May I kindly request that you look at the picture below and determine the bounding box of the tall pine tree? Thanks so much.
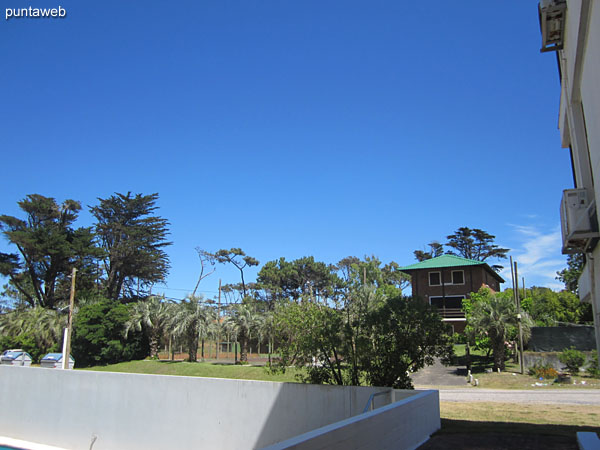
[0,194,100,308]
[91,192,171,301]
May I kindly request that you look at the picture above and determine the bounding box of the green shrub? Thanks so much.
[587,354,600,378]
[528,362,558,379]
[72,299,148,367]
[558,347,586,374]
[0,333,58,363]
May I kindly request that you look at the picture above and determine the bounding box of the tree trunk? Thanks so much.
[201,339,205,360]
[492,334,505,371]
[268,339,272,366]
[240,329,248,362]
[150,331,160,359]
[188,333,198,362]
[465,342,472,372]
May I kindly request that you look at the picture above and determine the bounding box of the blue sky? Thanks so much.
[1,1,573,300]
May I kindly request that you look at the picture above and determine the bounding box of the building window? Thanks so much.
[451,270,464,285]
[429,271,441,286]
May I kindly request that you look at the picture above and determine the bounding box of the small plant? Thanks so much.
[587,354,600,378]
[558,347,586,374]
[528,362,558,379]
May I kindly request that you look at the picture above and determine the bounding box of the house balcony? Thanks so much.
[434,307,465,319]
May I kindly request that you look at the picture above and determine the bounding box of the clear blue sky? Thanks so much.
[1,1,572,301]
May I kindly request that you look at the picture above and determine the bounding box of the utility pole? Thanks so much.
[514,261,524,375]
[62,268,77,370]
[216,279,221,361]
[510,256,516,295]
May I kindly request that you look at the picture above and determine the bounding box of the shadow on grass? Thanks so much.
[419,419,599,449]
[439,418,600,437]
[454,353,506,374]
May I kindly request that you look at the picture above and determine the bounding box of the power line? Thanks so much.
[160,286,219,294]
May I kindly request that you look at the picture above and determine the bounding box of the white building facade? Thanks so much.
[540,0,600,366]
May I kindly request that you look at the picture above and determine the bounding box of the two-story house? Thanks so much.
[398,254,504,333]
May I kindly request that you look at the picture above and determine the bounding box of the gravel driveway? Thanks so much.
[410,359,467,386]
[439,388,600,405]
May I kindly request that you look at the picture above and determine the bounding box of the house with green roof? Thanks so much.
[398,255,504,333]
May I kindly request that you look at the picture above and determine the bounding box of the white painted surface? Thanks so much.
[557,0,600,369]
[262,390,440,450]
[0,436,68,450]
[0,366,432,450]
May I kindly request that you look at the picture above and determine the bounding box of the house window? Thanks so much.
[451,270,464,285]
[429,271,441,286]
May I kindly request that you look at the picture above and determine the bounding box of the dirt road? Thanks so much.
[439,388,600,405]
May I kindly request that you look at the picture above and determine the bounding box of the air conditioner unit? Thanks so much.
[560,188,599,254]
[539,0,567,53]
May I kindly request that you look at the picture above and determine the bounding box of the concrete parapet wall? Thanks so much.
[262,390,440,450]
[0,366,432,450]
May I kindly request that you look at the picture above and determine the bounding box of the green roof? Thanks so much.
[398,255,504,282]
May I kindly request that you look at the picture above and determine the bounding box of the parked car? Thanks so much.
[40,353,75,369]
[1,349,33,366]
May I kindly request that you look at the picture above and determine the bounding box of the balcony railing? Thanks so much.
[435,307,465,319]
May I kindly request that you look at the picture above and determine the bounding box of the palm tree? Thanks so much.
[471,293,531,371]
[223,300,264,363]
[0,306,66,355]
[124,296,173,359]
[259,311,275,365]
[168,295,216,362]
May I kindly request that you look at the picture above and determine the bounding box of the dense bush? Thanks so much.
[558,347,586,374]
[587,354,600,378]
[272,291,454,389]
[527,362,558,380]
[72,299,148,367]
[0,333,58,363]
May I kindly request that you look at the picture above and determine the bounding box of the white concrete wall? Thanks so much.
[0,366,430,450]
[559,0,600,368]
[262,390,440,450]
[582,1,600,196]
[582,0,600,373]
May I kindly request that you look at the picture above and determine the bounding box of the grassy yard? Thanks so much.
[422,402,600,449]
[440,401,600,428]
[83,360,302,383]
[452,344,600,389]
[474,369,600,389]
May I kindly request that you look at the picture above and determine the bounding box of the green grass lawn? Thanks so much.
[474,369,600,389]
[434,402,600,449]
[441,401,600,428]
[451,344,600,389]
[83,360,302,383]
